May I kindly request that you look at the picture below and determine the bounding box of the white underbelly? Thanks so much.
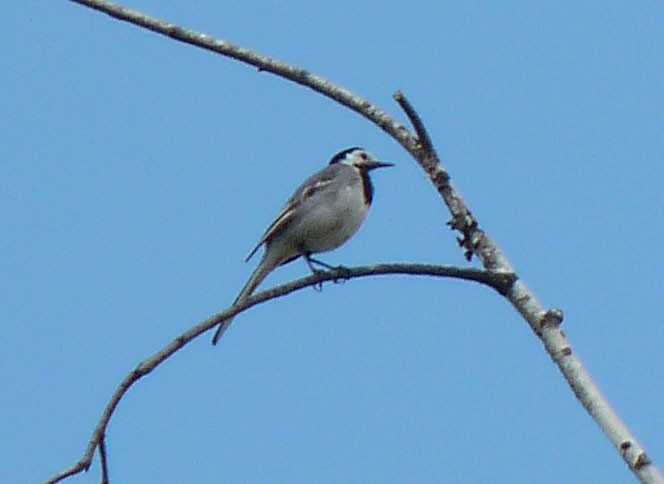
[289,183,368,254]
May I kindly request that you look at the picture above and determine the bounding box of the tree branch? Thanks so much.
[58,2,664,483]
[65,0,413,146]
[46,263,508,484]
[393,90,435,153]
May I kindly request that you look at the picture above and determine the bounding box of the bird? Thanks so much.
[211,147,393,345]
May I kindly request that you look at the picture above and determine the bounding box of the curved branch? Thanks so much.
[66,0,414,148]
[45,263,507,484]
[60,2,664,483]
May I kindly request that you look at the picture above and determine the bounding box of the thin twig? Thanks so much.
[99,435,109,484]
[393,91,481,261]
[393,91,434,153]
[45,263,508,484]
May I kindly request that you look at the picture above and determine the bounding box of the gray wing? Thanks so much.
[244,164,343,262]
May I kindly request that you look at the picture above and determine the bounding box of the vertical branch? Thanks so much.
[393,92,662,484]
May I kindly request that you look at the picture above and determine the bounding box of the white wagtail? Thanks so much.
[211,147,392,345]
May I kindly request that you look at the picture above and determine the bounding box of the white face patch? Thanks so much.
[343,149,376,168]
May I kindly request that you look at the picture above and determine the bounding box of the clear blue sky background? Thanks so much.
[2,2,663,483]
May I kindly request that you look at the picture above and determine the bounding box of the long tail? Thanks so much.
[211,253,279,345]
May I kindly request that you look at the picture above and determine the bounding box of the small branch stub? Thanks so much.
[540,308,564,328]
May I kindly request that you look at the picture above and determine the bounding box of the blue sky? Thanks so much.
[2,2,663,483]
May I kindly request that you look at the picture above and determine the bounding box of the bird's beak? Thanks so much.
[365,160,394,170]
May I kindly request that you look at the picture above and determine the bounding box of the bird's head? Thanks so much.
[329,147,394,171]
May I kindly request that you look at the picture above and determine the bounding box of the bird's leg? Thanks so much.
[307,256,337,271]
[307,256,351,283]
[303,254,325,291]
[304,254,326,274]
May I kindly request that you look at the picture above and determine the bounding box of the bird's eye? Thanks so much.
[359,152,368,160]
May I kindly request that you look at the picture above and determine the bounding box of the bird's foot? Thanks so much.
[331,265,351,283]
[305,256,350,288]
[308,257,349,279]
